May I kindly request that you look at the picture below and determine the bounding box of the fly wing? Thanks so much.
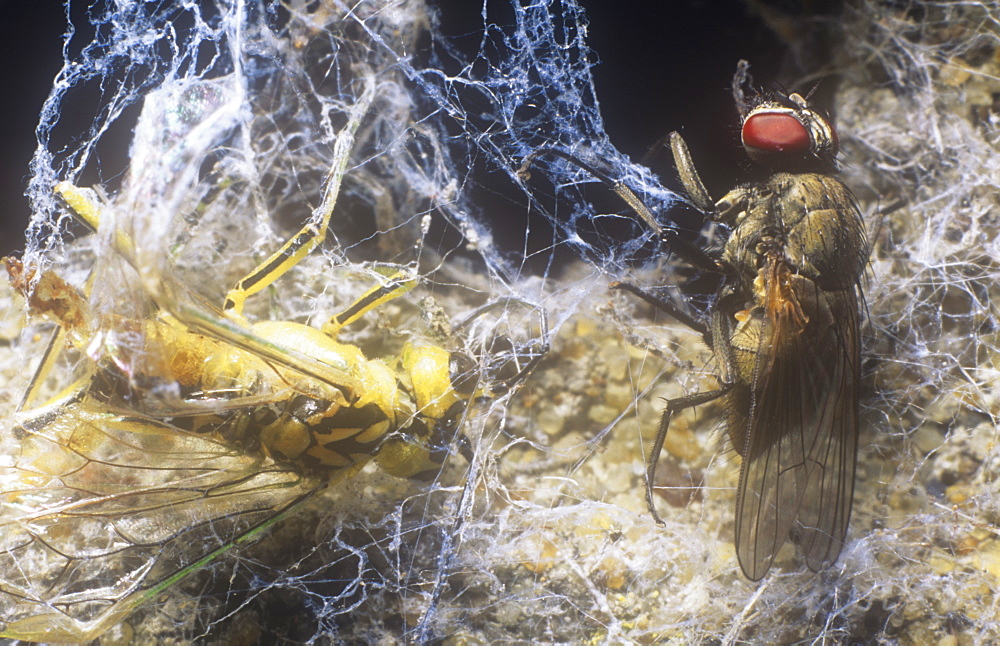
[734,270,860,580]
[0,390,330,642]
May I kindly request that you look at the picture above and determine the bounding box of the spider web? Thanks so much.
[1,0,1000,643]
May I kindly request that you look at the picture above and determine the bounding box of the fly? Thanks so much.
[520,60,867,579]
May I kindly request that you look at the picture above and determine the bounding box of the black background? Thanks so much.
[0,1,64,255]
[0,0,793,257]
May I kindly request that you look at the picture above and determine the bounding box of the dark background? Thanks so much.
[0,0,805,257]
[0,2,65,255]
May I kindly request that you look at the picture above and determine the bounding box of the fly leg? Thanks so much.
[645,384,729,525]
[609,281,711,346]
[609,279,730,524]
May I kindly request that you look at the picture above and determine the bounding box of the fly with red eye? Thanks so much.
[519,60,867,580]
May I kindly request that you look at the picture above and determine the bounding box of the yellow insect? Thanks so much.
[0,180,543,642]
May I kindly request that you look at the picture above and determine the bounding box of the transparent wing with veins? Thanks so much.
[734,271,860,580]
[0,389,328,642]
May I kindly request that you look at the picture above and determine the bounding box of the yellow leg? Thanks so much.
[321,269,418,337]
[222,80,375,317]
[54,182,136,262]
[221,217,330,315]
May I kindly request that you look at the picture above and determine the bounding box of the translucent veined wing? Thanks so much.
[0,387,331,642]
[733,266,860,581]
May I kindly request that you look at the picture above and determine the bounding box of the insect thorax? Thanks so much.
[720,172,866,291]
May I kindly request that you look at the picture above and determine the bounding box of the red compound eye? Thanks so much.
[742,112,810,154]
